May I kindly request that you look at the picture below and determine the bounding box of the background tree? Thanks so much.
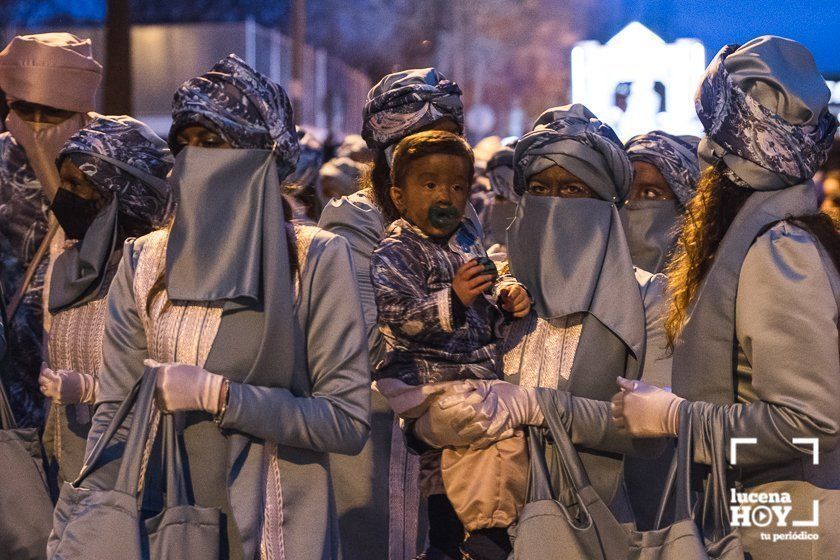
[104,0,131,114]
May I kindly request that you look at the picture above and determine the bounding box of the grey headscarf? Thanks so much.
[285,125,323,189]
[485,146,518,245]
[513,104,632,204]
[625,131,700,207]
[486,145,516,202]
[170,53,300,179]
[318,156,364,203]
[508,104,644,358]
[674,36,835,404]
[696,36,837,191]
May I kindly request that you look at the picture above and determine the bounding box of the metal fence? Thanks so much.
[2,21,371,138]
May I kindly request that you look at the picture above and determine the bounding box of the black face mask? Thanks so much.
[50,188,104,241]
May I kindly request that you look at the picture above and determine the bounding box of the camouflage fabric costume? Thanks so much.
[0,131,49,427]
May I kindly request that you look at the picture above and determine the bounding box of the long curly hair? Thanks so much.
[663,163,752,351]
[664,163,840,352]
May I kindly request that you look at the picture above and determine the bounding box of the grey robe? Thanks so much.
[319,191,397,560]
[87,227,371,560]
[682,222,840,556]
[683,222,840,473]
[318,190,386,365]
[508,270,670,522]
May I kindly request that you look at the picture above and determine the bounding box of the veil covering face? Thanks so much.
[509,103,645,359]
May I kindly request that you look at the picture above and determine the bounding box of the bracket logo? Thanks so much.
[728,438,820,542]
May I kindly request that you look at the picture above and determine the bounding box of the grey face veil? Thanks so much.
[165,54,300,390]
[620,131,701,273]
[507,103,645,359]
[165,148,283,304]
[618,200,679,274]
[673,36,838,404]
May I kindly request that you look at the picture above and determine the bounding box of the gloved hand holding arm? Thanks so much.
[610,377,684,438]
[440,379,666,457]
[39,362,97,405]
[144,359,226,415]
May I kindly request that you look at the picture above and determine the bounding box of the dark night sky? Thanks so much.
[598,0,840,76]
[8,0,840,75]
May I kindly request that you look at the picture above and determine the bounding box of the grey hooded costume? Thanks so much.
[671,36,840,557]
[85,56,370,560]
[502,104,670,523]
[43,115,172,486]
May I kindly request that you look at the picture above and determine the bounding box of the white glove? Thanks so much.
[144,359,225,414]
[437,380,545,448]
[611,377,684,437]
[39,363,96,405]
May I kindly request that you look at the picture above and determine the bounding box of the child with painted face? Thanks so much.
[371,130,531,560]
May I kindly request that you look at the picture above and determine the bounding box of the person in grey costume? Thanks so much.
[620,130,700,274]
[83,54,370,560]
[436,104,671,536]
[613,36,840,558]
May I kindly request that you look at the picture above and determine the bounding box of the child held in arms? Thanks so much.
[371,130,534,560]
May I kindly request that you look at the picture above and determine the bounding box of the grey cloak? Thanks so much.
[86,224,371,560]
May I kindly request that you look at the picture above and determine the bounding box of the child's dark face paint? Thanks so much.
[391,153,471,239]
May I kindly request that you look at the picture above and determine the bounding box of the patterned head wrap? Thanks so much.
[170,53,299,179]
[626,131,700,207]
[513,104,632,203]
[50,115,173,314]
[696,36,837,191]
[362,67,464,150]
[486,145,516,202]
[58,115,173,227]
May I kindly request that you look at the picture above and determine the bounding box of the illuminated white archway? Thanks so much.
[571,22,705,140]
